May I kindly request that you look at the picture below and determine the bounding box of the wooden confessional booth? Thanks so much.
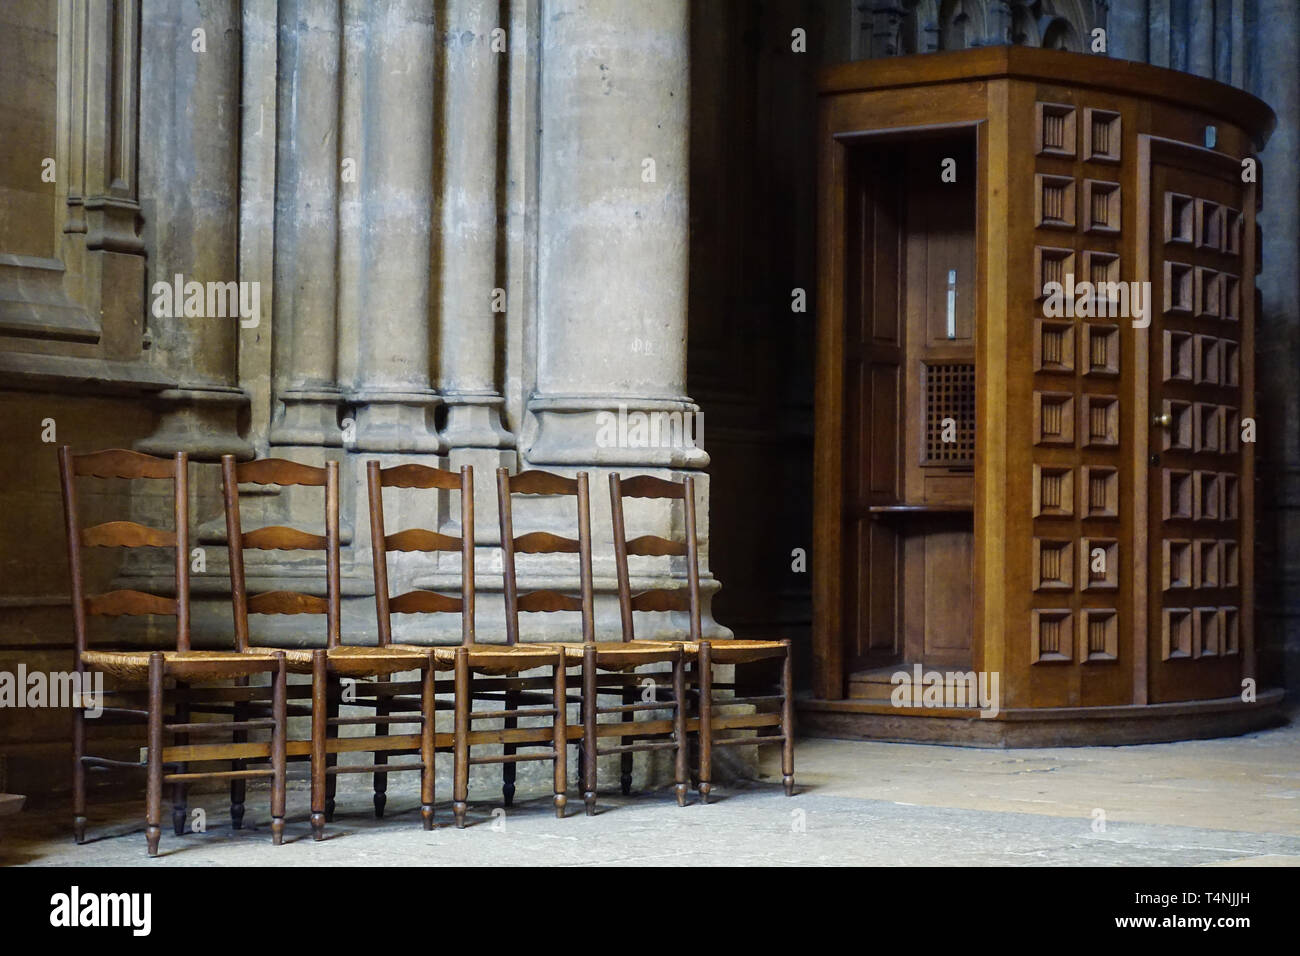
[806,47,1284,745]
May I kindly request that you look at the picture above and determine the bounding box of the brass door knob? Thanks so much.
[1152,412,1172,427]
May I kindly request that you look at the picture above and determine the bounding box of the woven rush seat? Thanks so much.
[675,639,788,664]
[237,644,430,676]
[81,648,283,683]
[567,639,688,671]
[428,641,567,675]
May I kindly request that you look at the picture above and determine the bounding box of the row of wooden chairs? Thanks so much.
[59,447,794,855]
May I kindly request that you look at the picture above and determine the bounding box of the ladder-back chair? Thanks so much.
[366,460,479,829]
[370,462,569,828]
[59,446,288,856]
[222,455,435,840]
[609,472,794,802]
[559,474,691,813]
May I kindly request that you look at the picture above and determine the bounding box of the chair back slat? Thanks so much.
[516,590,586,613]
[58,446,191,657]
[72,448,176,480]
[378,463,462,490]
[85,589,178,617]
[629,589,692,614]
[242,526,329,551]
[81,520,176,549]
[388,590,464,615]
[609,472,702,643]
[498,467,594,645]
[618,474,687,500]
[624,534,687,557]
[246,591,329,616]
[222,455,341,651]
[367,460,475,646]
[384,529,462,553]
[510,470,581,496]
[235,457,328,487]
[512,531,581,554]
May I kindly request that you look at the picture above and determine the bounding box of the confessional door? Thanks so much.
[843,130,977,678]
[1144,136,1254,703]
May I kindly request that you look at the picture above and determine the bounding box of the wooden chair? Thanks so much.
[367,461,568,826]
[496,471,695,813]
[364,460,475,829]
[59,446,288,856]
[609,472,794,802]
[221,455,437,840]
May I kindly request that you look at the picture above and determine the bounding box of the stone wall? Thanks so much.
[0,0,729,797]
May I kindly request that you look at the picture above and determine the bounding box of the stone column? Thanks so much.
[1253,0,1300,688]
[437,0,513,539]
[269,0,343,448]
[1186,0,1215,79]
[523,0,726,652]
[1107,0,1148,62]
[528,0,706,470]
[136,0,253,459]
[350,0,441,453]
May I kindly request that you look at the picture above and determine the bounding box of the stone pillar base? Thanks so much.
[350,389,443,453]
[441,392,512,448]
[448,446,517,546]
[135,384,254,460]
[525,396,709,468]
[270,388,344,447]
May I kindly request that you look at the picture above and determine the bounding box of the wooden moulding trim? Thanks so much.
[799,685,1284,720]
[811,114,847,700]
[816,47,1276,148]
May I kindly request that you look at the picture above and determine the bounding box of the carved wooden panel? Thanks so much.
[1028,97,1131,690]
[1145,138,1253,702]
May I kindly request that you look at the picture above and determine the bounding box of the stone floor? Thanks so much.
[3,716,1298,866]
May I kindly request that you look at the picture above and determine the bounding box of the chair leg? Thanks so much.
[697,641,713,805]
[231,674,248,830]
[325,674,340,822]
[420,660,435,830]
[452,648,469,828]
[552,656,567,819]
[271,654,287,844]
[502,687,517,807]
[374,679,389,818]
[72,701,86,844]
[145,653,164,857]
[780,640,795,796]
[171,681,188,836]
[582,645,597,815]
[575,696,586,792]
[672,651,688,807]
[619,682,634,795]
[310,650,328,841]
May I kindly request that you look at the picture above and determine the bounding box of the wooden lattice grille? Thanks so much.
[923,361,976,465]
